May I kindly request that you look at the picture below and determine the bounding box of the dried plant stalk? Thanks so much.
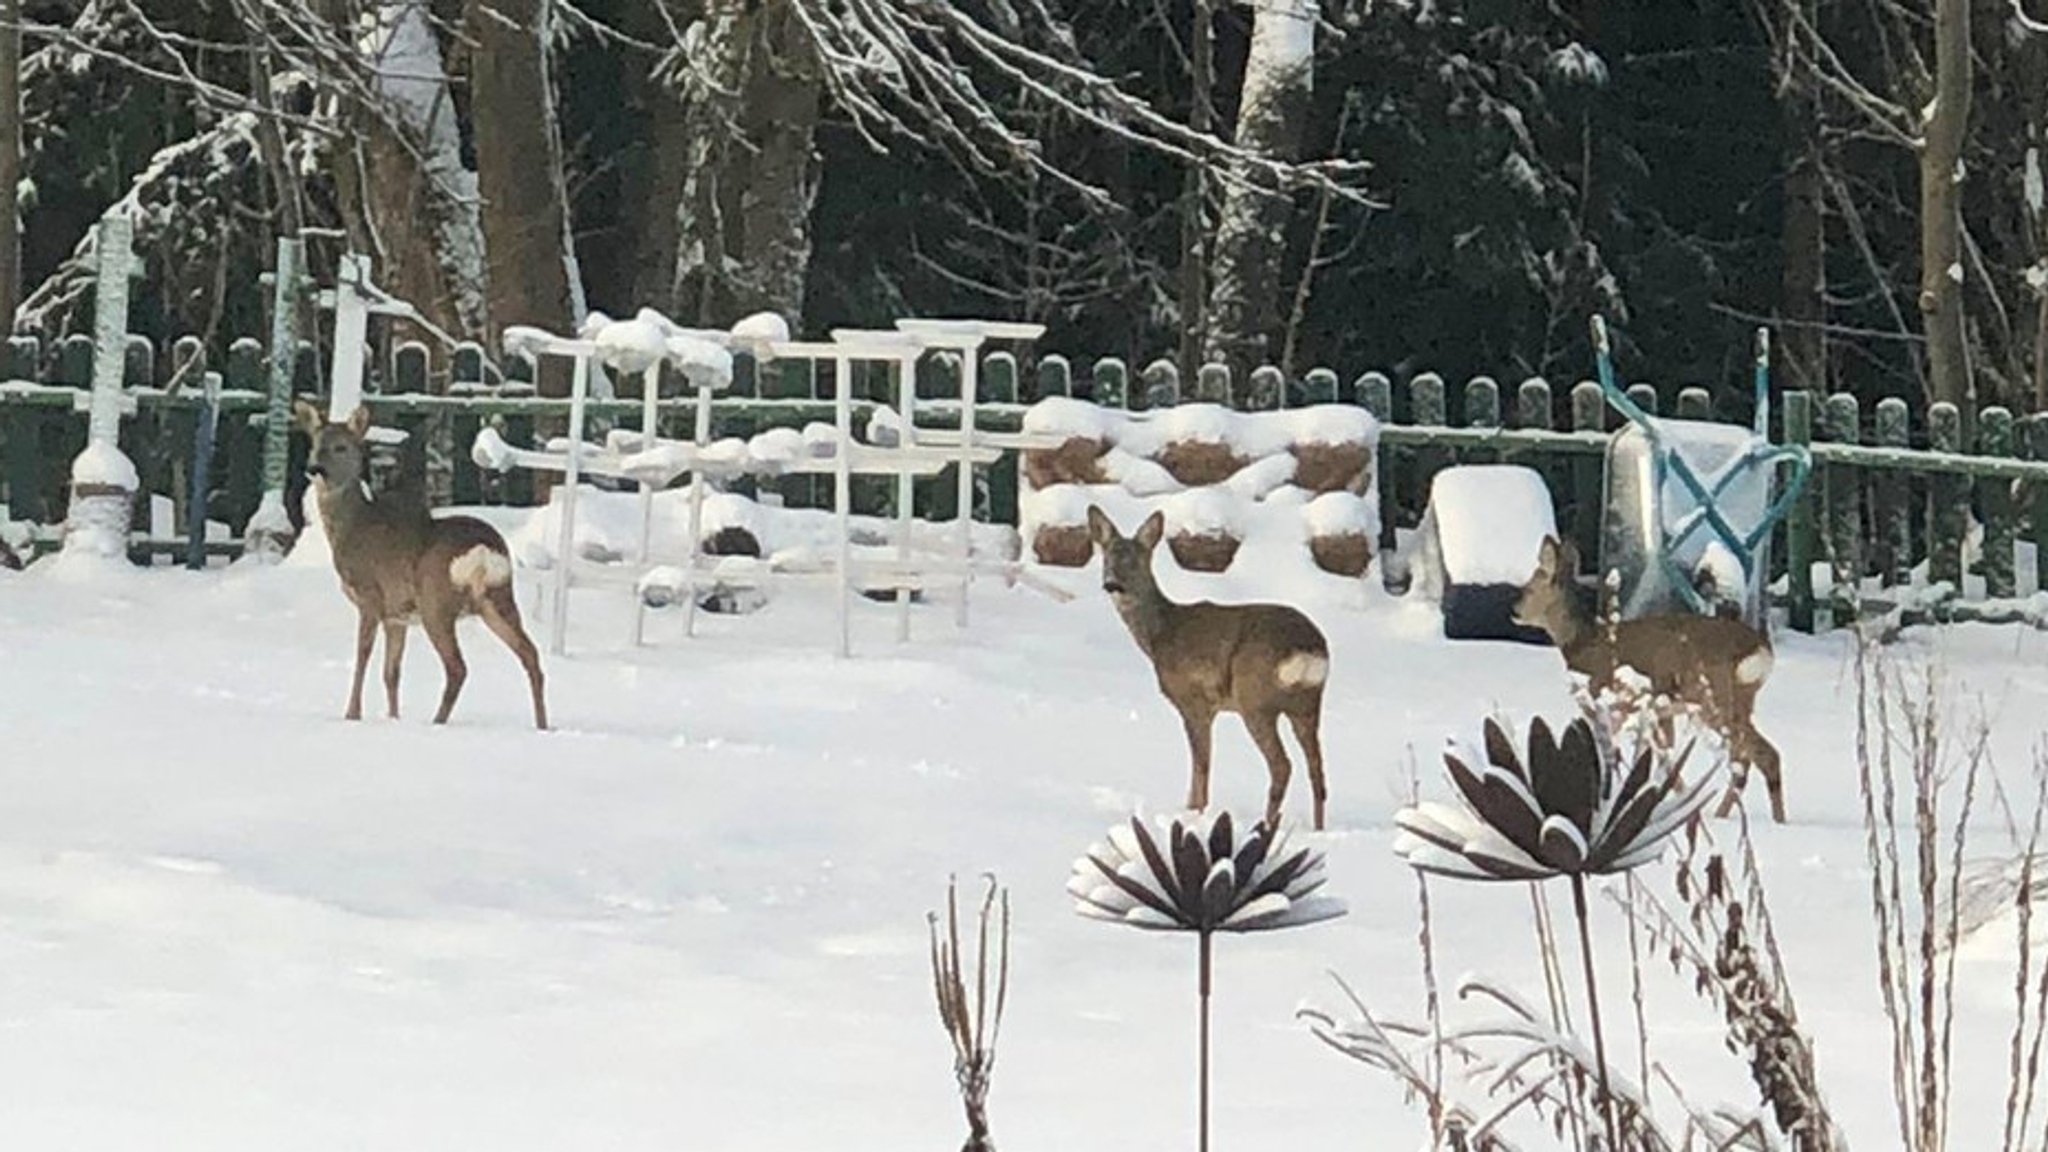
[930,874,1010,1152]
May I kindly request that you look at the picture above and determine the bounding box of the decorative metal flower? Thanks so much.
[1395,714,1721,881]
[1069,810,1346,933]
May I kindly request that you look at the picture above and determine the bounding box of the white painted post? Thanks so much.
[681,376,714,640]
[548,351,591,655]
[326,253,372,420]
[895,348,917,643]
[61,210,141,563]
[954,344,981,628]
[835,352,854,659]
[246,235,305,561]
[631,362,661,647]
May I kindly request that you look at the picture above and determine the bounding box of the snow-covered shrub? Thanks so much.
[1161,488,1245,573]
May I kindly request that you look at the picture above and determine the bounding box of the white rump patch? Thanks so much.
[1736,646,1774,686]
[1276,653,1329,689]
[449,546,512,595]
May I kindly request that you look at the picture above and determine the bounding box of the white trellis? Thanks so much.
[472,314,1066,658]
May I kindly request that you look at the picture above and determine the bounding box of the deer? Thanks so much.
[1513,534,1784,823]
[1087,506,1332,831]
[298,402,549,730]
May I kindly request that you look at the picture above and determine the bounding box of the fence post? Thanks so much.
[1571,381,1605,576]
[1093,357,1128,410]
[3,335,42,522]
[1140,359,1179,410]
[1820,392,1862,624]
[1676,387,1711,422]
[450,341,488,506]
[1625,382,1659,421]
[1303,367,1338,405]
[1978,406,2017,599]
[1244,365,1283,411]
[1196,362,1231,406]
[1927,402,1965,594]
[983,351,1020,528]
[1874,397,1911,586]
[1033,354,1072,402]
[1464,376,1500,428]
[2030,415,2048,597]
[1784,390,1816,633]
[186,371,222,570]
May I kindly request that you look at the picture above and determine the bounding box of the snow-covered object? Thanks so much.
[1096,450,1180,497]
[666,336,734,389]
[1069,811,1345,933]
[1395,713,1720,881]
[1022,397,1116,441]
[1304,491,1375,538]
[593,316,670,375]
[284,485,334,570]
[1222,453,1297,501]
[1022,483,1096,529]
[1163,488,1245,539]
[70,442,138,491]
[1285,406,1379,448]
[1602,418,1785,623]
[728,311,790,348]
[502,325,562,361]
[1427,466,1554,586]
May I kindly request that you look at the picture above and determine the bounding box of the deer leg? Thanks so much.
[382,622,407,719]
[1285,702,1327,831]
[1178,704,1216,814]
[1243,708,1295,832]
[480,587,549,731]
[422,612,468,725]
[1749,726,1786,824]
[345,609,377,721]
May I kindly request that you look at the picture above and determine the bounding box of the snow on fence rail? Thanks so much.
[2,330,2046,634]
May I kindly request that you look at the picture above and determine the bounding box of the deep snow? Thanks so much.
[3,517,2048,1150]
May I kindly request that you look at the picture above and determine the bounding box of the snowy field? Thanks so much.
[3,524,2048,1150]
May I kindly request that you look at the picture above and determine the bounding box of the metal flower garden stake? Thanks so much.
[1070,811,1345,1152]
[1394,714,1721,1150]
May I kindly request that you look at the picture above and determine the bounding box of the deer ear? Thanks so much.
[1558,536,1581,575]
[293,400,324,436]
[345,405,371,438]
[1135,510,1166,551]
[1086,505,1116,547]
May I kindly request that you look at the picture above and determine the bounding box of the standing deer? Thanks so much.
[1087,507,1331,830]
[1513,534,1783,822]
[299,403,549,730]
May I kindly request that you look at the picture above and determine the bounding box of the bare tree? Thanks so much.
[1204,0,1316,385]
[465,0,580,344]
[1919,0,1971,412]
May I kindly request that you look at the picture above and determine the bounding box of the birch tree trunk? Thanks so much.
[465,0,579,353]
[1203,0,1313,389]
[0,0,20,335]
[1919,0,1971,412]
[1177,0,1215,382]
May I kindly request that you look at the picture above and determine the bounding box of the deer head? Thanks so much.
[1512,534,1583,636]
[297,402,372,493]
[1087,507,1165,601]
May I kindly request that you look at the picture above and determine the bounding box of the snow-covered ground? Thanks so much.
[3,517,2047,1150]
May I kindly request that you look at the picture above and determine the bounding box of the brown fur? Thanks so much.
[1089,506,1332,830]
[1513,534,1784,823]
[298,402,548,730]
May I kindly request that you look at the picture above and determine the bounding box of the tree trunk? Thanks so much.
[669,0,821,329]
[1779,12,1826,395]
[1204,0,1313,389]
[465,0,579,354]
[0,0,20,336]
[339,0,487,340]
[1177,0,1215,382]
[1919,0,1972,413]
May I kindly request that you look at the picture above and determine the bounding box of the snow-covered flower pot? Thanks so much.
[1304,492,1377,578]
[1022,484,1098,568]
[1286,407,1380,495]
[1163,489,1243,573]
[1021,398,1111,489]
